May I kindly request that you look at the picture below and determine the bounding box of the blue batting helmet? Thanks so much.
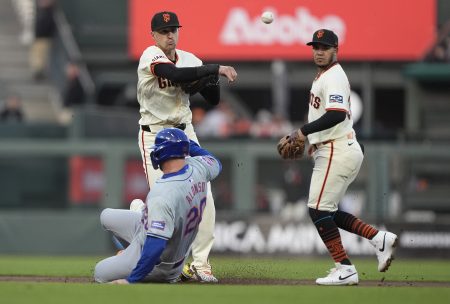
[150,128,190,169]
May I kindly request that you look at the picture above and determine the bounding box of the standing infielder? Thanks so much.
[283,29,398,286]
[94,128,222,284]
[136,11,237,283]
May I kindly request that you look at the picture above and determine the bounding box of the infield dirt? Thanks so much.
[1,276,449,287]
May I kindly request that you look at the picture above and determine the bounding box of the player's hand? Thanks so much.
[219,65,237,83]
[290,129,306,142]
[109,279,130,284]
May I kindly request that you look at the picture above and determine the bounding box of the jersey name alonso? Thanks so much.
[307,63,354,145]
[137,46,202,126]
[142,155,221,266]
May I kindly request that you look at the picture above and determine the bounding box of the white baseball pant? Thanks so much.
[138,123,216,272]
[307,134,364,212]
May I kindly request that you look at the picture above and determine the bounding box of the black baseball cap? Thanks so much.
[151,11,182,31]
[306,29,338,47]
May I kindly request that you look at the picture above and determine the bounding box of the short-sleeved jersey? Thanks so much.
[137,46,203,126]
[307,63,354,144]
[142,155,220,269]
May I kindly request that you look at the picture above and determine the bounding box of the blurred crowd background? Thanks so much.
[1,1,450,255]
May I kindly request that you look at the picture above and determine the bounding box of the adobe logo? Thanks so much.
[220,7,346,46]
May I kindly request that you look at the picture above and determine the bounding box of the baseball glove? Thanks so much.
[277,130,306,160]
[181,74,219,95]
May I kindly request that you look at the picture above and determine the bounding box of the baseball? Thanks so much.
[261,11,274,24]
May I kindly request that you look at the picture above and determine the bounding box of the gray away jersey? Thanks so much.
[141,155,220,277]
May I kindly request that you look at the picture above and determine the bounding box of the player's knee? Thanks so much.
[100,208,114,228]
[94,262,108,283]
[308,207,332,222]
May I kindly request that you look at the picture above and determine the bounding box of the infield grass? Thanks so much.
[1,256,449,304]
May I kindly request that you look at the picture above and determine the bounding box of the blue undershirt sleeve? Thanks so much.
[126,236,167,283]
[189,140,222,173]
[189,140,212,157]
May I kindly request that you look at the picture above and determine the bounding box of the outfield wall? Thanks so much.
[1,211,449,258]
[1,139,450,218]
[1,139,450,256]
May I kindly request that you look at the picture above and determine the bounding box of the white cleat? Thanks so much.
[190,264,219,283]
[129,199,145,212]
[316,263,359,286]
[370,231,398,272]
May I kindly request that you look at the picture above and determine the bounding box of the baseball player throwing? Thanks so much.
[94,128,222,284]
[282,29,398,286]
[136,11,237,283]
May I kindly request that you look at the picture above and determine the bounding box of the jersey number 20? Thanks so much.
[184,197,207,236]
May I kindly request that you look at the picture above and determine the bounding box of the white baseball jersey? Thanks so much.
[137,46,202,126]
[305,62,363,212]
[307,62,354,145]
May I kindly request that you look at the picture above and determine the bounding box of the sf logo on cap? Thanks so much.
[317,30,324,38]
[163,13,170,23]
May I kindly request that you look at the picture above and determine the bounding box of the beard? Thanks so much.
[315,60,336,69]
[315,58,333,68]
[314,52,336,68]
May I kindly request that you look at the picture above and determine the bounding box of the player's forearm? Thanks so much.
[189,140,216,158]
[126,236,167,283]
[189,140,223,173]
[300,110,346,136]
[153,63,219,83]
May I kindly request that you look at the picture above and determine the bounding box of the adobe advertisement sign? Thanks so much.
[129,0,435,61]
